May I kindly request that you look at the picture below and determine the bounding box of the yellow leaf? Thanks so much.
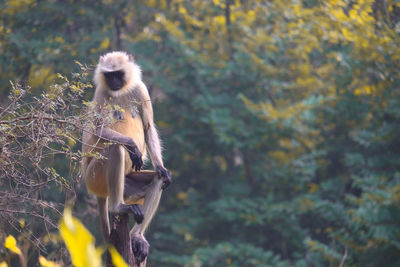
[39,256,60,267]
[0,261,8,267]
[184,232,193,241]
[54,36,65,44]
[354,85,372,95]
[109,246,129,267]
[5,235,21,255]
[59,208,103,267]
[19,219,25,229]
[68,136,76,146]
[342,28,354,41]
[247,10,255,19]
[308,183,319,193]
[178,5,187,14]
[299,198,315,211]
[177,192,188,201]
[349,9,357,20]
[99,38,110,50]
[28,65,57,89]
[213,0,222,6]
[268,150,291,164]
[214,15,225,25]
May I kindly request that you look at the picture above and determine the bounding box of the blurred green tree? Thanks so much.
[1,0,400,266]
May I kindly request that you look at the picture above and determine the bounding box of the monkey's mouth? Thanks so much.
[109,84,124,91]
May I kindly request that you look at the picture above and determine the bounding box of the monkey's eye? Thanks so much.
[104,71,124,80]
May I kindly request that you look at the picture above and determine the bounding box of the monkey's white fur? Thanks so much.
[94,51,142,98]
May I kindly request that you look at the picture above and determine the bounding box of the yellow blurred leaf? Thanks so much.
[247,10,255,19]
[19,219,25,229]
[214,15,225,25]
[99,38,110,50]
[308,183,319,193]
[4,0,35,15]
[39,256,60,267]
[5,235,21,255]
[59,208,103,267]
[354,85,373,95]
[184,232,193,241]
[342,27,354,41]
[0,261,8,267]
[213,0,223,6]
[109,246,129,267]
[177,191,188,202]
[54,36,65,44]
[268,150,291,164]
[178,5,187,14]
[68,136,76,146]
[299,198,315,211]
[28,65,57,89]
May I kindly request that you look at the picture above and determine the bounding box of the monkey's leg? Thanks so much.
[130,178,163,263]
[97,197,110,243]
[106,144,144,223]
[85,159,112,243]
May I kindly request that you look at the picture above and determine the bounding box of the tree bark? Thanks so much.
[108,214,135,266]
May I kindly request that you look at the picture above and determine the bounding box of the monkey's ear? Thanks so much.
[99,56,104,63]
[128,54,134,62]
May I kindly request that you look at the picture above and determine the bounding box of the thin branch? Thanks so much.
[339,246,348,267]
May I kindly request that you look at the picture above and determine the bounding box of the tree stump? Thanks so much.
[109,213,135,266]
[107,170,157,267]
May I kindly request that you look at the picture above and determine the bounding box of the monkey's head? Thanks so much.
[94,51,142,96]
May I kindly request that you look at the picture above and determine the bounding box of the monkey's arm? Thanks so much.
[141,101,163,168]
[95,126,132,145]
[95,125,143,171]
[139,85,172,188]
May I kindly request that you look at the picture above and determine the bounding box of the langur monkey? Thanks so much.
[82,51,171,263]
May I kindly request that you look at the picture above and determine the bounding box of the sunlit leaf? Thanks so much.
[4,235,21,255]
[59,208,103,267]
[109,246,129,267]
[39,256,60,267]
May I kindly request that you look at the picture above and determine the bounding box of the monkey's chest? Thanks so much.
[113,106,138,121]
[110,109,145,151]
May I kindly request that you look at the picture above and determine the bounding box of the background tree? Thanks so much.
[1,0,400,266]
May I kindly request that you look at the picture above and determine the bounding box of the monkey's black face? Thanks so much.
[104,71,125,91]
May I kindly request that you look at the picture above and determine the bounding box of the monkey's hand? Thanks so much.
[126,140,143,171]
[156,166,172,190]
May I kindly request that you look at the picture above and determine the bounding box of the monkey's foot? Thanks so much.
[132,235,149,264]
[112,204,144,224]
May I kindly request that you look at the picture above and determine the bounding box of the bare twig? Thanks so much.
[339,246,348,267]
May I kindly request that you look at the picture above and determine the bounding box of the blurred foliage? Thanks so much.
[3,209,129,267]
[1,0,400,266]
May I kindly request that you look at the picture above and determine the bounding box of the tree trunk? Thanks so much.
[108,213,135,266]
